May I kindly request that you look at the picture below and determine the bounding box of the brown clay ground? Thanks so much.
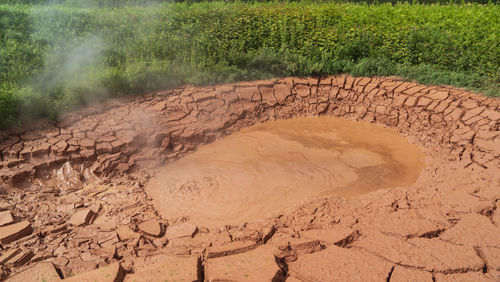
[0,75,499,281]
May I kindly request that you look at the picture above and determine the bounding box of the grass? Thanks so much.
[0,2,498,128]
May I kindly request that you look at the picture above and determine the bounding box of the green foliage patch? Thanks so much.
[0,2,498,128]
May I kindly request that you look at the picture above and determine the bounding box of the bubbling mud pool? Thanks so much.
[146,117,426,227]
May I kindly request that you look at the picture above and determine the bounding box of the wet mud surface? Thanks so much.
[0,75,499,281]
[147,117,425,227]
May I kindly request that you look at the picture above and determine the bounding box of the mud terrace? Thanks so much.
[0,75,499,281]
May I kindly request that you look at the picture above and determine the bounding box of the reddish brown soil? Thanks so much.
[0,75,499,281]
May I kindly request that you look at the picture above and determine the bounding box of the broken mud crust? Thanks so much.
[0,75,499,281]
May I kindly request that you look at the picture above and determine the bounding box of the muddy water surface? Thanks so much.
[147,117,425,227]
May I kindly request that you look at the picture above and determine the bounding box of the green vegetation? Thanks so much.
[0,2,498,128]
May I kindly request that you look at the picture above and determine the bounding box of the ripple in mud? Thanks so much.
[146,117,425,227]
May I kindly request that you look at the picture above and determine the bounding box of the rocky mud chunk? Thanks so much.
[273,84,291,104]
[125,255,200,282]
[343,76,355,90]
[430,189,494,215]
[0,221,33,245]
[150,101,167,111]
[462,107,485,122]
[261,87,277,106]
[116,226,140,242]
[353,232,484,272]
[64,263,126,282]
[440,214,500,247]
[417,97,432,107]
[31,143,51,158]
[481,108,500,120]
[356,209,449,238]
[0,201,12,211]
[7,262,61,282]
[295,85,310,98]
[0,210,14,226]
[68,209,95,227]
[96,230,119,247]
[165,222,197,240]
[8,250,34,267]
[0,249,21,264]
[389,266,433,282]
[137,219,162,237]
[288,245,392,281]
[426,90,449,100]
[205,246,283,281]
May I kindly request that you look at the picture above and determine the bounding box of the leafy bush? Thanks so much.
[0,2,498,128]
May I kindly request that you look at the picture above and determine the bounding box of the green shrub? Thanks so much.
[0,2,498,128]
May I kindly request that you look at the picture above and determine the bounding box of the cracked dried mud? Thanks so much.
[0,75,499,281]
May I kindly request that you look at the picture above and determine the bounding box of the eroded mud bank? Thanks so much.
[0,76,498,186]
[0,75,499,281]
